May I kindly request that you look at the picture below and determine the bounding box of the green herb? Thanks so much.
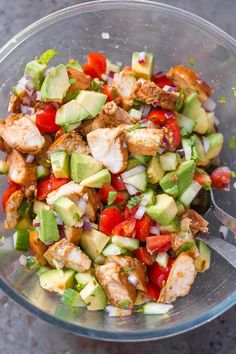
[232,87,236,98]
[175,88,186,111]
[26,256,39,269]
[125,123,147,132]
[127,195,142,209]
[17,200,30,217]
[118,300,131,309]
[231,171,236,177]
[229,136,235,149]
[107,191,117,205]
[111,87,119,100]
[177,241,195,254]
[90,80,101,92]
[123,267,135,274]
[64,89,80,103]
[217,96,227,104]
[189,57,196,68]
[132,99,144,108]
[69,78,76,85]
[37,49,60,65]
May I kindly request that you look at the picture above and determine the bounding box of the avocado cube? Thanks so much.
[79,278,107,311]
[80,229,110,260]
[159,217,180,233]
[39,269,75,294]
[160,152,178,171]
[132,52,154,80]
[80,169,111,188]
[194,240,211,272]
[38,209,59,244]
[24,60,47,90]
[41,64,70,102]
[54,196,82,227]
[205,133,224,160]
[122,171,147,192]
[76,90,107,118]
[71,153,103,182]
[55,99,91,126]
[182,93,201,120]
[146,194,177,225]
[75,270,94,291]
[51,151,70,178]
[61,288,86,307]
[67,59,83,72]
[147,156,164,184]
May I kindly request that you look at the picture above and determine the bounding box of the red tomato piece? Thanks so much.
[148,260,173,288]
[135,214,151,242]
[147,109,176,126]
[144,282,161,301]
[2,183,20,210]
[111,174,127,191]
[37,174,70,201]
[210,166,231,190]
[83,53,106,79]
[36,103,60,133]
[146,234,172,253]
[194,171,212,188]
[99,208,124,235]
[102,85,119,102]
[99,185,127,204]
[135,247,154,266]
[157,242,172,252]
[163,121,181,150]
[124,205,138,220]
[83,63,99,78]
[152,72,173,89]
[112,219,136,237]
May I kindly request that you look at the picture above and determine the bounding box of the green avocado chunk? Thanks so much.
[147,156,165,184]
[80,169,111,188]
[41,64,70,102]
[146,194,178,225]
[80,229,110,260]
[159,160,196,197]
[39,269,75,294]
[194,240,211,272]
[132,52,154,80]
[51,151,70,178]
[70,153,103,182]
[76,90,107,118]
[38,209,59,244]
[56,98,90,125]
[24,60,47,90]
[54,196,82,227]
[79,278,107,311]
[205,133,224,160]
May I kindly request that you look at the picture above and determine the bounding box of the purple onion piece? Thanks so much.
[83,216,91,231]
[176,149,185,158]
[58,225,65,239]
[202,98,216,112]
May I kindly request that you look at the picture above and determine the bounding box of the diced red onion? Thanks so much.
[101,73,108,81]
[162,85,177,92]
[108,71,115,79]
[76,198,87,215]
[150,225,160,235]
[21,105,30,114]
[33,222,40,228]
[107,77,113,86]
[26,80,35,91]
[202,98,216,112]
[18,75,31,90]
[19,254,27,266]
[221,183,230,191]
[152,101,159,107]
[140,199,148,207]
[128,274,139,286]
[202,137,210,154]
[83,216,91,231]
[138,52,147,64]
[58,225,65,239]
[121,165,146,179]
[219,225,228,240]
[36,91,42,100]
[176,149,185,158]
[56,216,64,225]
[125,183,139,195]
[134,206,146,220]
[140,118,147,124]
[139,104,151,118]
[157,147,165,154]
[44,67,53,77]
[26,154,35,163]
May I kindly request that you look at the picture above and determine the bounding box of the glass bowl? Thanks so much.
[0,0,236,342]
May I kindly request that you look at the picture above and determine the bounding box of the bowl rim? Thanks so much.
[0,0,236,342]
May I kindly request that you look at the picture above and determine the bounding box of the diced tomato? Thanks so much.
[146,234,172,253]
[152,72,173,89]
[112,219,136,237]
[37,174,70,201]
[83,53,106,79]
[111,174,126,191]
[2,183,21,210]
[124,205,138,220]
[135,214,151,242]
[102,85,119,101]
[147,109,176,126]
[99,184,127,204]
[148,260,174,288]
[157,242,172,252]
[163,121,181,150]
[36,103,60,133]
[194,171,212,189]
[99,208,124,235]
[135,247,154,265]
[144,282,161,301]
[210,166,231,190]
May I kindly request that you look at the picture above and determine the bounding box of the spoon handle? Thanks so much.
[210,190,236,236]
[196,234,236,269]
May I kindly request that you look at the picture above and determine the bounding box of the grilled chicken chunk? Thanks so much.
[105,255,147,292]
[82,188,101,222]
[48,132,90,156]
[29,230,48,265]
[95,263,136,309]
[182,209,208,236]
[63,225,83,244]
[159,253,196,303]
[125,128,163,156]
[87,126,128,173]
[8,94,22,114]
[35,134,53,168]
[167,65,213,102]
[5,190,24,229]
[67,68,92,91]
[131,78,182,111]
[79,101,135,136]
[44,238,91,272]
[0,115,45,154]
[46,181,86,206]
[7,149,36,187]
[112,72,137,109]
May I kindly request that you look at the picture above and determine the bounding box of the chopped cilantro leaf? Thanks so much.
[132,99,144,108]
[217,96,227,104]
[69,78,76,85]
[189,57,196,68]
[125,123,147,132]
[231,171,236,178]
[176,88,186,111]
[90,80,101,92]
[64,89,80,103]
[127,195,142,208]
[232,87,236,98]
[229,136,235,149]
[107,191,117,205]
[37,49,60,65]
[123,267,135,274]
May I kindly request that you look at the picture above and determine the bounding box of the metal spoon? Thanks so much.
[196,189,236,269]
